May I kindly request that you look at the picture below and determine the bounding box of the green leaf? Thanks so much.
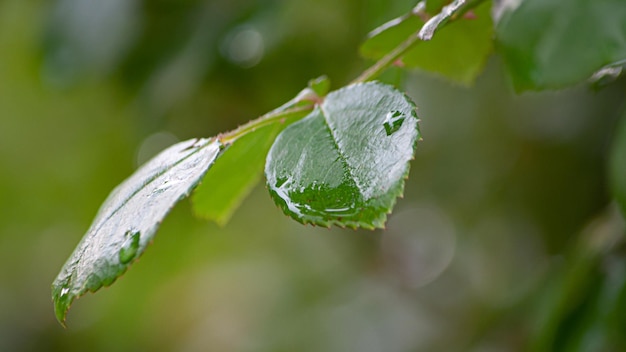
[192,80,327,226]
[496,0,626,91]
[265,82,420,229]
[52,138,222,325]
[360,1,493,85]
[192,120,299,226]
[610,114,626,218]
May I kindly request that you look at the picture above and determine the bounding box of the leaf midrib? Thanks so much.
[90,138,219,244]
[319,105,366,197]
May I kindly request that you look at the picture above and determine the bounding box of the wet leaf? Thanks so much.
[496,0,626,91]
[360,0,493,85]
[52,138,222,325]
[265,82,420,229]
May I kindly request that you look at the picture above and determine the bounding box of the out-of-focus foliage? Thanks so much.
[1,0,626,351]
[611,113,626,218]
[496,0,626,91]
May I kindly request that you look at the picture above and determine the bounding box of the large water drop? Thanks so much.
[119,230,140,264]
[383,110,406,136]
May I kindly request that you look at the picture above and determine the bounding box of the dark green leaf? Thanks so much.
[360,1,493,85]
[265,82,420,229]
[610,114,626,218]
[496,0,626,91]
[52,138,222,325]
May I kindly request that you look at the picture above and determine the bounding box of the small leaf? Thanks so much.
[360,1,493,85]
[610,114,626,218]
[52,138,222,325]
[192,120,300,226]
[265,82,420,229]
[496,0,626,91]
[192,83,323,225]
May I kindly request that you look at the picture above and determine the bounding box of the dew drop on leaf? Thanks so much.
[119,230,140,264]
[383,110,406,136]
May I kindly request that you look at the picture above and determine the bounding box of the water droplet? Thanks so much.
[383,110,406,136]
[119,230,140,264]
[60,287,69,296]
[275,177,288,188]
[151,180,171,195]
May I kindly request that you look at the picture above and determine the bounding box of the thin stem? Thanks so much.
[219,104,315,145]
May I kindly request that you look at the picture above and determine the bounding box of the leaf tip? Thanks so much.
[52,284,73,327]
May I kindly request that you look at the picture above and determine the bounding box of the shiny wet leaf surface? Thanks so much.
[52,138,221,325]
[265,82,420,229]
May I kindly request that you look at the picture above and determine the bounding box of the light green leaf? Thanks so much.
[496,0,626,91]
[360,1,493,85]
[52,138,222,325]
[265,82,420,229]
[610,114,626,218]
[192,79,328,226]
[192,120,299,226]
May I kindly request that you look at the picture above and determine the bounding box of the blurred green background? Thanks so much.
[1,0,625,351]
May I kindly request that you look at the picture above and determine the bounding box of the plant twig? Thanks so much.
[352,0,486,84]
[219,104,315,145]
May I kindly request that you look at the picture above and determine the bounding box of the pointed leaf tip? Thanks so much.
[52,138,222,324]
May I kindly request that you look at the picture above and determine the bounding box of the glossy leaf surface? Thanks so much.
[52,138,222,324]
[265,82,420,229]
[496,0,626,91]
[611,115,626,218]
[360,1,493,85]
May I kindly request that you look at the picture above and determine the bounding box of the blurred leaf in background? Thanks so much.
[611,112,626,218]
[360,0,493,85]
